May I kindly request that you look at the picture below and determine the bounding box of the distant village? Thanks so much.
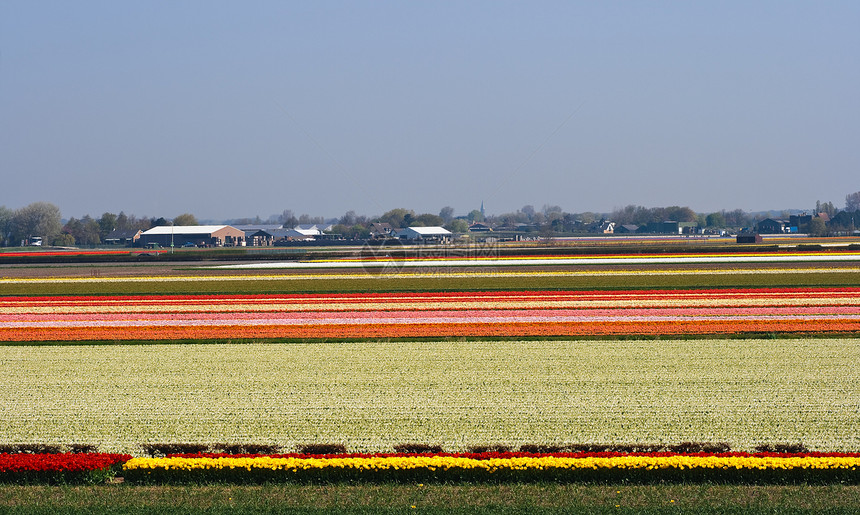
[125,223,459,249]
[123,211,855,249]
[3,195,859,248]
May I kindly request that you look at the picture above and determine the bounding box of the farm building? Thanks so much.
[294,224,334,234]
[615,224,639,234]
[138,225,246,248]
[104,229,142,246]
[368,223,394,238]
[395,226,453,242]
[469,222,493,232]
[755,218,790,234]
[236,225,284,246]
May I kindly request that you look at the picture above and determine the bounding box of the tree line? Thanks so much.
[2,191,859,247]
[0,203,199,247]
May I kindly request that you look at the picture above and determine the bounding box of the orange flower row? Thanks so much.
[2,319,859,342]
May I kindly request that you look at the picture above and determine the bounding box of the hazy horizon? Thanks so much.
[2,1,858,221]
[46,203,839,226]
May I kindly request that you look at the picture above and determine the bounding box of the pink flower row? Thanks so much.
[4,312,860,328]
[3,306,859,323]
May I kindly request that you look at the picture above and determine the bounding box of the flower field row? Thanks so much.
[226,250,860,269]
[0,453,130,484]
[3,340,857,453]
[4,319,860,341]
[121,454,860,483]
[4,287,860,310]
[3,452,860,484]
[1,288,858,341]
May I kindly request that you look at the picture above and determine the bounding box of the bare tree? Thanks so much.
[339,210,357,226]
[172,213,198,226]
[439,206,454,223]
[13,202,62,245]
[846,191,860,212]
[815,200,838,218]
[0,206,13,246]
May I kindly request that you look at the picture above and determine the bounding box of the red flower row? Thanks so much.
[4,287,860,305]
[0,453,132,473]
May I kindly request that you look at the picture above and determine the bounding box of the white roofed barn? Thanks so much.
[139,225,246,248]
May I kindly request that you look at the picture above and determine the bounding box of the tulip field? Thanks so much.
[1,246,860,492]
[2,287,860,342]
[2,338,859,454]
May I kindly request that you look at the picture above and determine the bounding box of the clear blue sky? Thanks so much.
[2,1,858,221]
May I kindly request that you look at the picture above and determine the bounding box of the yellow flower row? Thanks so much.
[124,455,860,473]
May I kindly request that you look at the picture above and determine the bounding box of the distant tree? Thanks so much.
[611,205,651,225]
[61,218,81,245]
[542,205,562,217]
[339,211,357,226]
[545,210,564,223]
[61,216,100,245]
[447,219,470,233]
[327,223,349,236]
[172,213,198,226]
[351,224,370,239]
[723,209,752,229]
[279,209,298,227]
[439,206,454,223]
[98,212,117,240]
[705,212,726,228]
[846,191,860,213]
[807,216,828,236]
[229,217,261,225]
[80,215,101,245]
[327,223,370,239]
[297,214,325,225]
[52,232,75,246]
[413,213,444,227]
[467,209,484,223]
[496,210,529,226]
[377,208,414,229]
[576,212,599,224]
[521,205,535,220]
[112,212,150,232]
[815,200,837,218]
[663,206,697,222]
[150,217,169,227]
[13,202,62,245]
[0,206,13,246]
[115,212,130,231]
[128,214,152,232]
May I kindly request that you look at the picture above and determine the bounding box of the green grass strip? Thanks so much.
[3,332,858,347]
[0,484,859,514]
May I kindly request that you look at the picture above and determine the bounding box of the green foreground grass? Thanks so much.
[2,484,860,514]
